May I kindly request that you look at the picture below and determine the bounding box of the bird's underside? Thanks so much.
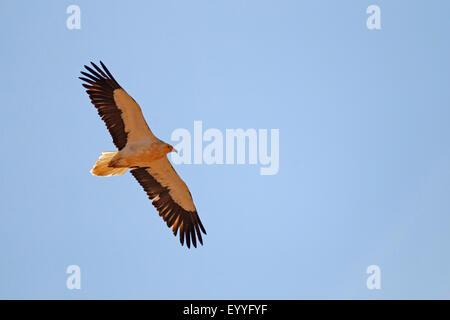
[79,61,206,248]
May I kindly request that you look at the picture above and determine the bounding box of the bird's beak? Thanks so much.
[173,148,178,153]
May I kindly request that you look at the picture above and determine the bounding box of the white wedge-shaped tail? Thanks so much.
[91,151,128,176]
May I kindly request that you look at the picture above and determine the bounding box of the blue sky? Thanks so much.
[0,0,449,299]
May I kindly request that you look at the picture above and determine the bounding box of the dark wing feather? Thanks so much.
[79,61,128,150]
[130,166,206,248]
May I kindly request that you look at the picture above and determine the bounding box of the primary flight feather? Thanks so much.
[79,61,206,248]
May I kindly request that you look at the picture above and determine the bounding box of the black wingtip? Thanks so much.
[180,228,185,246]
[186,229,191,248]
[90,61,98,69]
[100,61,117,82]
[191,230,197,248]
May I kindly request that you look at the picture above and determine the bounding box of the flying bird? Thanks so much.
[79,61,206,248]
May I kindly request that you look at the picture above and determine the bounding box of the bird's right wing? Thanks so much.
[79,61,156,150]
[131,157,206,248]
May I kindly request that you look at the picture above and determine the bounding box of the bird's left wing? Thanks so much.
[79,61,156,150]
[131,157,206,248]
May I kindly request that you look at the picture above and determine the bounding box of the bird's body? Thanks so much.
[103,140,169,170]
[115,140,166,166]
[80,61,206,248]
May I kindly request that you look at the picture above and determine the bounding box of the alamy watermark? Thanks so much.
[366,265,381,290]
[366,5,381,30]
[170,121,279,176]
[66,265,81,290]
[66,5,81,30]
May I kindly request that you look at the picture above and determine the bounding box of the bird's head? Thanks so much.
[164,143,177,154]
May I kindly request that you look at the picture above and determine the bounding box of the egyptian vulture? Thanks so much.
[79,61,206,248]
